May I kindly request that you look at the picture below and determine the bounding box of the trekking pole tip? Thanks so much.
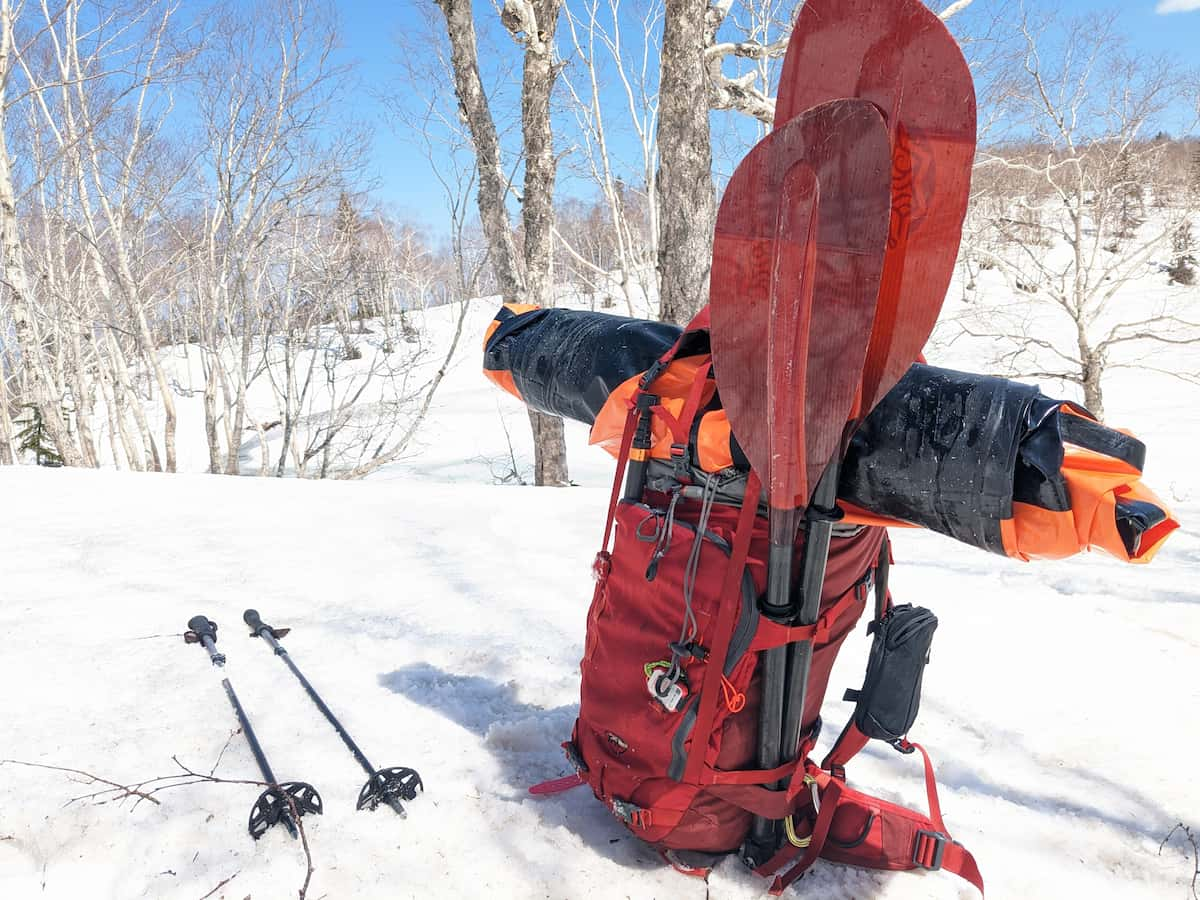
[357,767,423,816]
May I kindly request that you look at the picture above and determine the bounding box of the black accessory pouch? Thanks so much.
[844,604,938,743]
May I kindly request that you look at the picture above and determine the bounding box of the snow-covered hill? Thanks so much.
[1,297,1198,899]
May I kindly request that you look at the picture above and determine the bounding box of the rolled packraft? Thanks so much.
[484,304,1178,564]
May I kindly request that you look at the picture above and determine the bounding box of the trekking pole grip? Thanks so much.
[244,608,269,635]
[186,614,225,665]
[244,608,290,642]
[188,615,217,642]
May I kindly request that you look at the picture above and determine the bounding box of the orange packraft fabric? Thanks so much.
[585,362,1177,565]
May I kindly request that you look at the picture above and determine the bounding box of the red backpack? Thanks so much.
[537,321,984,896]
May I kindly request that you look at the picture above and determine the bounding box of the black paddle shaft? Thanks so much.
[780,460,843,763]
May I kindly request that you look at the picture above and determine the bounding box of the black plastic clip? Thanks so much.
[639,359,669,391]
[668,641,708,661]
[891,738,917,755]
[635,391,659,412]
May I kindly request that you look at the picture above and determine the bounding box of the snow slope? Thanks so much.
[1,300,1199,900]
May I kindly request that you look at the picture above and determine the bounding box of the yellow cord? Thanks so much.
[784,815,811,848]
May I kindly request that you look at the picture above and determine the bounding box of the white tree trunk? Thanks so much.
[0,3,79,465]
[656,0,716,326]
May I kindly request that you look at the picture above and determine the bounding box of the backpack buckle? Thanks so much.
[563,740,589,774]
[891,738,916,755]
[612,798,652,829]
[913,829,950,871]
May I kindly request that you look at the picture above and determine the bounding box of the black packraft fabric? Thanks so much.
[483,307,1149,557]
[484,306,683,423]
[839,366,1041,554]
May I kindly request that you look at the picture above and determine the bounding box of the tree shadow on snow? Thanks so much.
[379,662,673,874]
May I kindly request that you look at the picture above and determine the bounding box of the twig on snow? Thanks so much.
[0,760,162,806]
[197,871,238,900]
[4,752,317,899]
[1160,822,1200,900]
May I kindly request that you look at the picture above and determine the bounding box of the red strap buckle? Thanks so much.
[632,808,654,829]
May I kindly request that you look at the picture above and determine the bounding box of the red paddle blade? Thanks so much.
[766,164,818,510]
[775,0,977,416]
[710,99,892,507]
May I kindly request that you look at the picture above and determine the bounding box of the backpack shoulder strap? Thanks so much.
[821,534,891,776]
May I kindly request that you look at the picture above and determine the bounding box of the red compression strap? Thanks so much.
[682,470,762,784]
[821,722,870,775]
[939,842,985,895]
[900,741,985,894]
[704,758,799,787]
[760,779,845,895]
[749,581,865,652]
[600,405,639,550]
[907,740,945,833]
[705,783,801,820]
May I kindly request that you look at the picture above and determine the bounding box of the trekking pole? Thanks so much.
[183,615,323,840]
[243,609,423,817]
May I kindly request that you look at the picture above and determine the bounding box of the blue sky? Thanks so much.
[336,1,1200,230]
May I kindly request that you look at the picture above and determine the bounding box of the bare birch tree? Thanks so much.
[560,0,662,316]
[432,0,569,486]
[0,0,81,466]
[15,0,197,472]
[954,10,1199,419]
[182,0,367,475]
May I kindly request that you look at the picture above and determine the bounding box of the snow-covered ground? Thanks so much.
[2,299,1199,899]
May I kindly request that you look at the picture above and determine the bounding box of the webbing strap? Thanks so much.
[760,779,845,894]
[682,470,763,784]
[703,758,801,787]
[748,579,867,652]
[760,766,983,897]
[639,307,710,390]
[938,841,985,895]
[824,739,983,895]
[908,741,945,833]
[820,721,870,775]
[654,360,714,445]
[705,782,803,820]
[599,406,639,551]
[824,545,889,773]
